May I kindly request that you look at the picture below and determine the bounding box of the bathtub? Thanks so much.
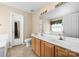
[0,34,9,57]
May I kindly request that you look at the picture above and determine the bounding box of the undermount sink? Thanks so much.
[39,34,65,41]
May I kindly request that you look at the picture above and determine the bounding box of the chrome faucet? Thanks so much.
[58,33,63,40]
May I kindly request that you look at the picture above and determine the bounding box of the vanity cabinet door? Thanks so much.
[32,37,36,52]
[41,41,45,57]
[55,46,68,57]
[45,42,54,57]
[35,38,41,56]
[68,51,79,57]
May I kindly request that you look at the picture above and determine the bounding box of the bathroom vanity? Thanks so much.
[31,33,79,57]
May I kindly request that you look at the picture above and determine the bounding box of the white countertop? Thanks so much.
[31,33,79,53]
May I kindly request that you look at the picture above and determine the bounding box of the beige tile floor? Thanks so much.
[7,45,37,57]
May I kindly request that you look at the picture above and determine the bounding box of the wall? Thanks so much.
[32,2,58,33]
[63,12,79,38]
[0,4,32,39]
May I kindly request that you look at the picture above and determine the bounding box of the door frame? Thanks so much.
[9,12,24,47]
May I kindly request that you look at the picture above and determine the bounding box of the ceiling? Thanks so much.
[1,2,46,13]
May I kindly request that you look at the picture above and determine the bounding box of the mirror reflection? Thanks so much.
[50,19,63,33]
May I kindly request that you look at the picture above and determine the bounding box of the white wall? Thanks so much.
[32,2,58,33]
[63,12,79,38]
[0,4,32,39]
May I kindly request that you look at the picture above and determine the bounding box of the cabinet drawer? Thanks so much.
[55,46,68,57]
[45,42,53,47]
[68,51,79,57]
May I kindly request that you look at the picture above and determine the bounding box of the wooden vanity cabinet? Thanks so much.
[32,36,79,57]
[32,37,36,52]
[55,46,68,57]
[35,38,41,56]
[32,37,55,57]
[41,41,45,57]
[32,37,41,56]
[44,42,55,57]
[55,46,79,57]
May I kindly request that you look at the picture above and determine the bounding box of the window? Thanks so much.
[51,23,63,32]
[50,20,63,33]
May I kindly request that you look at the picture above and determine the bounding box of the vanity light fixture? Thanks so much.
[55,2,67,8]
[40,10,47,15]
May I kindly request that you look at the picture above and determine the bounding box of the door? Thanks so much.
[68,51,79,57]
[32,37,36,51]
[10,13,24,46]
[44,42,53,57]
[35,39,41,56]
[55,46,68,57]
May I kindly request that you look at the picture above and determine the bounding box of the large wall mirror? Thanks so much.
[44,13,79,38]
[41,2,79,38]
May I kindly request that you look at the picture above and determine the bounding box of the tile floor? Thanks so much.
[7,45,37,57]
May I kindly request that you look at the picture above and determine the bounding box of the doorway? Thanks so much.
[10,13,24,47]
[14,21,20,39]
